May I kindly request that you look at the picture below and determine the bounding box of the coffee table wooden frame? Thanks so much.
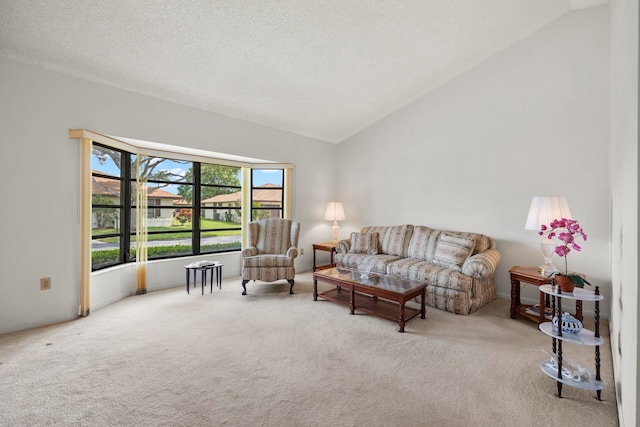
[313,267,426,332]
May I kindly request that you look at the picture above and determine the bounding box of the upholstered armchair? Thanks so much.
[241,218,300,295]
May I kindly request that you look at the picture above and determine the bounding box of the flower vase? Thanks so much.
[555,275,575,293]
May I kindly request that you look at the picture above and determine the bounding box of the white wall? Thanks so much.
[0,55,338,334]
[610,0,639,425]
[338,6,611,316]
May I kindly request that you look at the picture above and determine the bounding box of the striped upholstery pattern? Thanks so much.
[432,233,476,272]
[406,226,438,261]
[254,218,296,254]
[242,218,300,284]
[336,224,501,315]
[349,232,379,254]
[361,225,413,257]
[335,253,402,274]
[386,258,473,292]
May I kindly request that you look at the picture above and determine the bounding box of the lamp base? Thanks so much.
[332,221,340,243]
[539,239,558,276]
[538,262,559,276]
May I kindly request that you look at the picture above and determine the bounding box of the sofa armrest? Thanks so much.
[336,238,350,254]
[462,249,502,279]
[286,247,298,258]
[242,247,258,257]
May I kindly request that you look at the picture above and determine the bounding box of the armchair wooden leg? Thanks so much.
[288,279,295,294]
[241,280,249,295]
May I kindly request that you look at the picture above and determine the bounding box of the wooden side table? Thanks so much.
[509,266,583,324]
[312,242,337,271]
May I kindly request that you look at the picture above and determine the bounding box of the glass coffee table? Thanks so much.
[312,267,427,332]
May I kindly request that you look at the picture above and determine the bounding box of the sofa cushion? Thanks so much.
[386,258,473,293]
[243,254,295,268]
[407,226,438,261]
[432,233,476,271]
[335,253,401,274]
[361,225,413,257]
[443,231,490,255]
[349,232,379,255]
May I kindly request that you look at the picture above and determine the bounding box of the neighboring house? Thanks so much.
[201,183,282,222]
[92,171,185,228]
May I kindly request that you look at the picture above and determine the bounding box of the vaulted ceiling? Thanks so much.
[0,0,607,142]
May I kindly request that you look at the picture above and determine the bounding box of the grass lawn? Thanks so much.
[93,219,240,242]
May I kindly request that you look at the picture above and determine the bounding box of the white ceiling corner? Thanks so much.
[0,1,609,143]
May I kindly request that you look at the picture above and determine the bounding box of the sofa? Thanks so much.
[335,225,501,314]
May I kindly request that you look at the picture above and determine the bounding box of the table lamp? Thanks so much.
[524,196,572,275]
[324,202,345,243]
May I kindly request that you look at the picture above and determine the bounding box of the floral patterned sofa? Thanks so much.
[335,225,501,314]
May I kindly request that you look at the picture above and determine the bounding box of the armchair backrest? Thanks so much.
[248,218,300,255]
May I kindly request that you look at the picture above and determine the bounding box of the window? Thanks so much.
[198,164,242,254]
[131,154,193,261]
[76,129,294,312]
[251,169,284,220]
[90,145,252,270]
[91,144,127,269]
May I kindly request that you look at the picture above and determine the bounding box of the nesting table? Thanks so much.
[185,262,223,294]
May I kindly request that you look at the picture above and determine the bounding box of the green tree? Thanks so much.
[177,164,240,202]
[92,195,116,228]
[251,202,271,221]
[93,147,188,189]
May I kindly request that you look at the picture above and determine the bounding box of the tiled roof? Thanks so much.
[147,187,183,199]
[92,172,184,200]
[202,183,281,204]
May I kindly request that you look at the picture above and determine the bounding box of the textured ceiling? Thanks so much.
[0,0,607,143]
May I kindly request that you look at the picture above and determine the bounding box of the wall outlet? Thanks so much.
[300,248,304,255]
[40,277,51,290]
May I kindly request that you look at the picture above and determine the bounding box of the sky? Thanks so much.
[92,153,282,194]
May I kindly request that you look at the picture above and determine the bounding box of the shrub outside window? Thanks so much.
[91,143,250,270]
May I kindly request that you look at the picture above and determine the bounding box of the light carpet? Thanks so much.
[0,272,618,426]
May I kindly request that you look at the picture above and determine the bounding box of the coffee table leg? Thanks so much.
[349,288,355,315]
[186,268,190,294]
[313,279,318,301]
[399,303,406,333]
[421,288,426,319]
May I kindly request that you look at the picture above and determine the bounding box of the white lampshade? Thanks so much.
[524,196,572,231]
[324,202,345,221]
[525,196,572,275]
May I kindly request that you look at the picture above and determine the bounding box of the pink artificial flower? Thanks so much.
[538,217,588,276]
[558,232,573,244]
[555,246,570,257]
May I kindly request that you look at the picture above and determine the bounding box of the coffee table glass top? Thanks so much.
[314,267,425,294]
